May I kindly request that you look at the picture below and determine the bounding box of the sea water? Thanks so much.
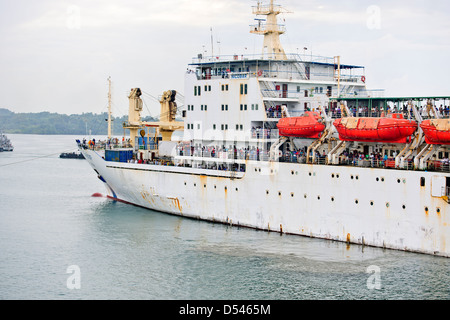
[0,134,448,300]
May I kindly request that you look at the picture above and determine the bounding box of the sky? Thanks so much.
[0,0,449,117]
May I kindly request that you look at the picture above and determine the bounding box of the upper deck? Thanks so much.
[188,53,366,85]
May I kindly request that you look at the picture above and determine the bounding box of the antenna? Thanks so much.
[107,76,112,139]
[210,27,214,58]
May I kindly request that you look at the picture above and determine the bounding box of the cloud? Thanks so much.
[17,0,251,31]
[0,0,449,115]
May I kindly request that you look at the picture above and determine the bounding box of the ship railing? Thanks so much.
[251,129,279,139]
[261,89,305,100]
[191,53,335,65]
[174,144,450,173]
[424,160,450,172]
[77,139,132,151]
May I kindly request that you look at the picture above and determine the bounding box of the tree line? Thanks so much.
[0,108,156,135]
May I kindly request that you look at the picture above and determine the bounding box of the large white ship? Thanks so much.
[78,1,450,257]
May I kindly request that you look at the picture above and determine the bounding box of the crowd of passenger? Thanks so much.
[78,137,132,150]
[265,103,450,119]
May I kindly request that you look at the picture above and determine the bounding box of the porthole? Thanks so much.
[331,173,335,178]
[376,177,379,181]
[224,186,227,191]
[370,201,374,206]
[402,205,406,210]
[351,175,354,179]
[397,179,401,184]
[317,195,320,200]
[381,177,384,182]
[355,199,359,204]
[266,190,269,195]
[291,193,294,198]
[235,188,238,191]
[331,197,335,202]
[336,174,340,178]
[194,183,196,187]
[386,202,389,208]
[291,170,295,175]
[309,172,312,176]
[304,194,307,198]
[420,177,425,187]
[204,184,206,188]
[425,207,429,213]
[278,191,282,196]
[356,175,359,180]
[437,208,441,214]
[184,182,187,186]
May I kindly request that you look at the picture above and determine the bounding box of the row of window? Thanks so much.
[185,124,245,131]
[195,83,330,97]
[186,104,259,112]
[194,83,248,96]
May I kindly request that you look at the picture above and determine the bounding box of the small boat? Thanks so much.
[60,152,85,159]
[420,119,450,145]
[0,132,13,152]
[277,111,326,138]
[333,113,418,143]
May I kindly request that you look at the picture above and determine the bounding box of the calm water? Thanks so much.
[0,134,448,300]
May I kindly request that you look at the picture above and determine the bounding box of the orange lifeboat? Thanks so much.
[333,113,418,143]
[277,111,326,138]
[420,119,450,145]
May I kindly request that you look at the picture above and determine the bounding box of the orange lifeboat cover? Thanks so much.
[333,114,417,143]
[277,112,325,138]
[420,119,450,145]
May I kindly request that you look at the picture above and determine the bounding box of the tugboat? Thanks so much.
[0,132,13,152]
[59,152,85,159]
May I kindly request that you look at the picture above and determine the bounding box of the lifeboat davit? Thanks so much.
[420,119,450,145]
[333,113,418,143]
[277,111,326,138]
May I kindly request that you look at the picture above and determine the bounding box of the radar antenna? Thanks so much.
[250,0,291,60]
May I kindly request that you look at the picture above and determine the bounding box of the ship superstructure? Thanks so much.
[78,1,449,257]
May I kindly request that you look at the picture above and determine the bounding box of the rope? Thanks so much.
[0,147,79,168]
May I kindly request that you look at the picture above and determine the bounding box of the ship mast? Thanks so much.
[107,76,112,140]
[250,0,288,60]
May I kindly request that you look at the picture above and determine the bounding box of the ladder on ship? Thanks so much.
[260,80,278,98]
[292,60,308,80]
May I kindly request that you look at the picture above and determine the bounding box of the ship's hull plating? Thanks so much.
[81,148,449,257]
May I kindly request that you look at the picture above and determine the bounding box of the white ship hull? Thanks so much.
[82,148,449,257]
